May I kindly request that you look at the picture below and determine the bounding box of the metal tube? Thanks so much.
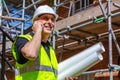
[111,28,120,55]
[0,26,14,42]
[107,0,113,80]
[31,0,37,9]
[2,0,14,29]
[2,0,10,16]
[59,20,94,34]
[59,36,65,62]
[84,0,86,9]
[53,0,57,49]
[82,69,109,75]
[113,3,120,8]
[0,0,2,26]
[1,34,6,80]
[68,1,73,17]
[111,11,120,16]
[21,0,25,34]
[56,0,70,7]
[0,16,24,21]
[98,0,107,19]
[0,52,14,71]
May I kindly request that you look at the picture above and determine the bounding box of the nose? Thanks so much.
[46,19,54,27]
[47,18,54,24]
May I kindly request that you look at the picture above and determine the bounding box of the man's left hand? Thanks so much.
[65,77,78,80]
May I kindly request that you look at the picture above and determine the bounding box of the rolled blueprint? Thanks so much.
[58,42,105,74]
[58,52,103,80]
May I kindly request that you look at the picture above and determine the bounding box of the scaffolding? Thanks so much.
[54,0,120,80]
[0,0,120,80]
[0,0,43,80]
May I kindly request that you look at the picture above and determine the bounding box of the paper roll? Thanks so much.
[58,52,103,80]
[58,42,105,74]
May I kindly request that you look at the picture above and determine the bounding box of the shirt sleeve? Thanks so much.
[15,37,29,64]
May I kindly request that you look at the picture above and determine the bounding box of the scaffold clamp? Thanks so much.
[93,16,104,23]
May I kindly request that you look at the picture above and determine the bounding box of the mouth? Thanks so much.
[44,26,53,32]
[44,24,53,31]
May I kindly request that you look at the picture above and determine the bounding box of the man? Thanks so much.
[12,5,78,80]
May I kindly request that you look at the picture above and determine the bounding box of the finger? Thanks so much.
[65,77,68,80]
[73,77,78,80]
[67,77,73,80]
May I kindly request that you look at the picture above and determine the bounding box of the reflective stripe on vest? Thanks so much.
[15,65,58,76]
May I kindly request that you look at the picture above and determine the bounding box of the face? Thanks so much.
[37,14,55,35]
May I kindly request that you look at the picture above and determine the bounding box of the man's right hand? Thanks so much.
[65,77,78,80]
[32,20,43,33]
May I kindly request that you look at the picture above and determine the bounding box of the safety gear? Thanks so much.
[12,34,58,80]
[32,5,58,22]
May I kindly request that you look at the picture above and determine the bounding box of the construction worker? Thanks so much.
[12,5,78,80]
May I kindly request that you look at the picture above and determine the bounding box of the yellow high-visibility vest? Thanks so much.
[12,34,58,80]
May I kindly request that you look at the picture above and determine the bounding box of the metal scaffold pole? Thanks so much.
[107,0,113,80]
[53,0,57,49]
[21,0,26,34]
[0,1,6,80]
[0,0,2,26]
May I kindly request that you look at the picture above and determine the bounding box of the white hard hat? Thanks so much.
[32,5,58,22]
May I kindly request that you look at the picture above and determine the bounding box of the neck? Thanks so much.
[42,34,50,43]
